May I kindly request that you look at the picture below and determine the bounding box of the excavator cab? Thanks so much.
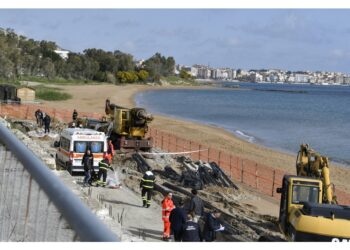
[277,175,322,239]
[277,144,350,241]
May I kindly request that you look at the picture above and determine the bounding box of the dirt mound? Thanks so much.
[116,152,285,241]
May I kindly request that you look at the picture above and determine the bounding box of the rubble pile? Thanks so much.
[0,116,285,241]
[120,152,285,241]
[1,118,58,169]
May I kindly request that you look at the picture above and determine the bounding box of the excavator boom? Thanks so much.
[296,144,336,204]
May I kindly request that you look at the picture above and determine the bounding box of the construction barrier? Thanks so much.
[1,103,350,205]
[148,127,350,205]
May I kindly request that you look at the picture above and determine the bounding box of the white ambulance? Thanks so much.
[55,128,107,174]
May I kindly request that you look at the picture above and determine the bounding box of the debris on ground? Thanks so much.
[119,152,285,241]
[1,116,285,241]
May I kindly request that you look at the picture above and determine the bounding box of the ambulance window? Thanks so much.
[90,142,103,153]
[60,138,70,151]
[74,141,87,153]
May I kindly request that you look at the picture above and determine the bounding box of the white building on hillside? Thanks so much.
[54,49,70,60]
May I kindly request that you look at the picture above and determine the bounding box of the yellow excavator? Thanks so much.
[277,144,350,241]
[103,99,154,151]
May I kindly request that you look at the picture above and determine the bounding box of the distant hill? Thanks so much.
[0,28,175,84]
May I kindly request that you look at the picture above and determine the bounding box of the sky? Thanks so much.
[0,9,350,73]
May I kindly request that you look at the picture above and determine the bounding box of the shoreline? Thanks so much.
[134,87,350,168]
[43,83,350,193]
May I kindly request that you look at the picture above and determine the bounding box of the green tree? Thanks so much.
[41,57,55,79]
[143,53,176,81]
[0,53,14,79]
[180,69,192,79]
[137,70,149,82]
[116,71,127,83]
[114,50,135,71]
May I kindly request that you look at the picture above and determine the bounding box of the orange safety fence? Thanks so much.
[148,126,350,205]
[2,103,350,205]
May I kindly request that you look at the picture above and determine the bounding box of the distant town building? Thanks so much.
[175,62,350,86]
[294,74,310,83]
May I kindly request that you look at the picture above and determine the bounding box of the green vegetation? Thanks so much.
[20,76,93,85]
[115,69,150,84]
[0,28,176,84]
[34,86,72,101]
[162,76,198,86]
[179,68,193,80]
[143,53,175,82]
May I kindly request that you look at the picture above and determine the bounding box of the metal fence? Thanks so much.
[0,123,118,242]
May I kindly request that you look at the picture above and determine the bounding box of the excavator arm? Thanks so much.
[296,144,336,204]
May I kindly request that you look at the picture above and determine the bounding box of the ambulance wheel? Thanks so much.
[55,157,64,171]
[67,163,73,176]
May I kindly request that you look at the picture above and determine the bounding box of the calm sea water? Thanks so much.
[135,83,350,166]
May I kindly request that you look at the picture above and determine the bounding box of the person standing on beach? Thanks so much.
[203,210,224,242]
[169,199,186,241]
[181,213,202,242]
[43,113,51,133]
[106,139,115,163]
[35,109,42,126]
[96,157,114,187]
[189,189,204,223]
[82,149,94,186]
[72,109,78,121]
[161,192,175,241]
[140,168,155,208]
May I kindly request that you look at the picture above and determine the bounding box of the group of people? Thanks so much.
[81,139,115,187]
[139,169,224,242]
[34,108,51,133]
[164,190,224,242]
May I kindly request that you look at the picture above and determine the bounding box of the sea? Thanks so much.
[135,83,350,167]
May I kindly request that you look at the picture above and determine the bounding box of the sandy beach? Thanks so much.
[43,83,350,193]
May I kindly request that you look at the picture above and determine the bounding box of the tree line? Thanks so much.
[0,28,176,83]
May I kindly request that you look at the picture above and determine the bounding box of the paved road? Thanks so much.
[54,170,164,242]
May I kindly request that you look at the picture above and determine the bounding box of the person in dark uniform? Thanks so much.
[82,149,94,186]
[203,210,224,242]
[140,168,155,208]
[96,157,113,187]
[181,213,202,242]
[72,109,78,121]
[169,199,186,241]
[189,189,204,223]
[43,114,51,133]
[35,109,42,126]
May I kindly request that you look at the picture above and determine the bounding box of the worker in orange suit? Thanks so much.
[106,139,115,163]
[161,192,175,241]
